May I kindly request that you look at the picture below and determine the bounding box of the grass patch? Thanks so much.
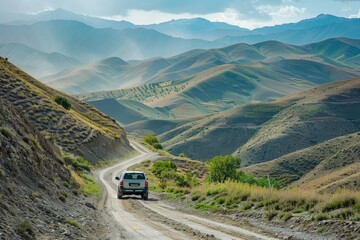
[63,154,92,172]
[64,218,80,228]
[79,173,100,196]
[0,127,16,139]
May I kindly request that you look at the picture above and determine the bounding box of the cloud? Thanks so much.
[257,5,306,18]
[349,9,360,17]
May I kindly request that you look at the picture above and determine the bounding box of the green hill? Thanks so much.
[150,77,360,192]
[235,77,360,166]
[244,132,360,192]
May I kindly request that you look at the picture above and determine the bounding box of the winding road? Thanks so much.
[97,141,279,240]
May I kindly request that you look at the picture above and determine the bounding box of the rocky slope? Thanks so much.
[0,97,106,239]
[0,57,132,163]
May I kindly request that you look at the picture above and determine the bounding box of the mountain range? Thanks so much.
[0,42,81,77]
[1,9,360,80]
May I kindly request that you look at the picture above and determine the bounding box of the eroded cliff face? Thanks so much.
[0,57,133,163]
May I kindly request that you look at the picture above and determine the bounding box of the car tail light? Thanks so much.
[145,181,148,187]
[120,180,124,186]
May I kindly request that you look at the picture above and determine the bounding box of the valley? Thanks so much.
[1,5,360,240]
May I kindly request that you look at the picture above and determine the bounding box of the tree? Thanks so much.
[207,155,241,183]
[144,134,163,149]
[55,96,71,110]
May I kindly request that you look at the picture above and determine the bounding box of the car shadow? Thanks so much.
[120,196,159,202]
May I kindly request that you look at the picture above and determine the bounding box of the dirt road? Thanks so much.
[97,142,279,240]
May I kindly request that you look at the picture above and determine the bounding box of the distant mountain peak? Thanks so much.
[37,8,78,17]
[99,57,128,66]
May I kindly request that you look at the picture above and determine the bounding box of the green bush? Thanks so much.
[144,134,163,149]
[207,155,241,183]
[144,134,159,145]
[153,143,163,149]
[55,96,71,110]
[152,160,177,179]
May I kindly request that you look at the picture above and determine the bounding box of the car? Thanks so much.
[115,170,149,200]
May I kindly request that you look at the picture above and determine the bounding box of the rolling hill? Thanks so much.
[147,77,360,192]
[235,77,360,166]
[0,57,132,163]
[0,42,81,78]
[52,38,360,96]
[71,38,360,125]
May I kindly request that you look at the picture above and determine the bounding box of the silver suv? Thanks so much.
[115,170,149,200]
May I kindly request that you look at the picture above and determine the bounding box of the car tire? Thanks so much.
[143,194,148,200]
[117,191,123,199]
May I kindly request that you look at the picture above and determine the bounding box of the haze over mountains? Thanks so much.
[71,38,360,122]
[1,9,360,79]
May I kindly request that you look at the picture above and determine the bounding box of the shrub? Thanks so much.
[207,155,240,183]
[151,160,177,179]
[144,134,159,145]
[153,143,163,149]
[264,209,278,221]
[322,195,356,212]
[15,220,35,238]
[55,96,71,110]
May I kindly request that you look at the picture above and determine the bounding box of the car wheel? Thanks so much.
[117,191,123,199]
[143,194,148,200]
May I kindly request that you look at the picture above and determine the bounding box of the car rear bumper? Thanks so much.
[119,187,148,195]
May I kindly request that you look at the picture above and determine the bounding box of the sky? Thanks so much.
[2,0,360,29]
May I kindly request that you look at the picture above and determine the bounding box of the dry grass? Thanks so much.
[190,180,360,221]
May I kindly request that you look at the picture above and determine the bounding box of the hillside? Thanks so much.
[89,99,169,125]
[0,97,108,239]
[244,132,360,192]
[235,77,360,166]
[0,42,81,78]
[143,77,360,176]
[156,103,284,161]
[0,57,132,163]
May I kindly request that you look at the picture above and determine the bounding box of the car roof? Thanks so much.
[123,170,144,174]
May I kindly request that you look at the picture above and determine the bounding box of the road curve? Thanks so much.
[97,141,279,240]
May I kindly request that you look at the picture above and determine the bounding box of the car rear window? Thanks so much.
[124,173,145,180]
